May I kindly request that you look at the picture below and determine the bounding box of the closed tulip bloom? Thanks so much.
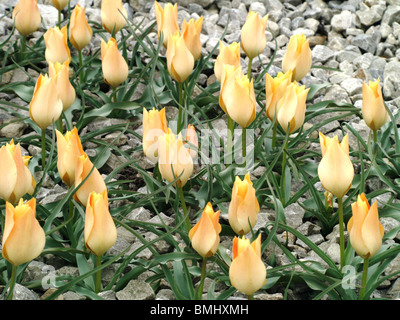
[229,173,260,236]
[12,0,41,36]
[185,124,198,159]
[142,107,168,163]
[158,129,193,188]
[362,79,388,131]
[0,140,36,204]
[189,202,221,258]
[229,234,267,296]
[347,194,384,259]
[74,153,107,206]
[51,0,69,11]
[49,61,76,111]
[282,33,312,82]
[240,11,268,59]
[219,64,244,115]
[56,127,85,187]
[69,4,92,51]
[101,37,129,88]
[181,17,203,61]
[85,190,117,256]
[277,82,310,134]
[154,1,179,48]
[2,198,45,266]
[265,70,293,121]
[318,133,354,199]
[44,26,71,65]
[101,0,127,34]
[214,41,241,82]
[29,74,63,130]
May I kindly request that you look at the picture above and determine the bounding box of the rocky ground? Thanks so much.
[1,0,400,300]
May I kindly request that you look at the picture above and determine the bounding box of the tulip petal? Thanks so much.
[0,146,17,202]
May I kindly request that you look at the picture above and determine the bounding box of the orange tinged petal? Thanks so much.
[12,0,41,36]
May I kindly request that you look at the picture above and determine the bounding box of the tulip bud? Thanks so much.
[184,124,198,159]
[142,107,168,163]
[56,127,85,187]
[85,190,117,256]
[74,153,107,206]
[229,234,267,296]
[101,0,127,35]
[49,61,76,111]
[181,17,203,61]
[12,0,41,37]
[100,37,129,88]
[282,33,312,82]
[154,1,179,48]
[362,79,388,131]
[2,198,45,266]
[44,26,71,65]
[347,194,384,259]
[158,129,193,188]
[229,173,260,236]
[276,81,310,134]
[265,70,293,121]
[51,0,69,11]
[189,202,221,258]
[219,64,244,115]
[240,11,268,59]
[0,140,36,204]
[318,133,354,199]
[29,74,63,130]
[214,41,241,82]
[69,4,92,51]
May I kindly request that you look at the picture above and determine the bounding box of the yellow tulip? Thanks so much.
[56,127,85,187]
[51,0,69,11]
[318,133,354,199]
[142,107,168,163]
[229,173,260,236]
[189,202,221,258]
[85,190,117,257]
[214,41,241,82]
[101,0,127,35]
[2,198,45,266]
[44,26,71,65]
[276,81,310,134]
[12,0,41,36]
[362,79,388,131]
[219,64,244,115]
[69,4,92,51]
[282,33,312,82]
[74,153,107,206]
[185,124,198,159]
[229,234,267,296]
[49,61,76,111]
[265,70,293,121]
[100,37,129,88]
[240,11,268,59]
[347,193,384,259]
[0,140,35,204]
[181,17,203,61]
[154,1,179,48]
[166,31,195,83]
[29,74,63,130]
[158,129,193,188]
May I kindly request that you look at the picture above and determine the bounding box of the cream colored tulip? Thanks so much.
[44,26,71,65]
[142,107,168,163]
[240,11,268,59]
[347,193,384,259]
[276,82,309,134]
[362,79,388,131]
[166,31,195,83]
[101,37,129,88]
[229,234,267,296]
[154,1,179,48]
[214,41,241,82]
[0,140,35,204]
[181,17,203,61]
[2,198,45,266]
[219,64,244,115]
[69,4,92,51]
[101,0,127,35]
[12,0,41,36]
[189,202,221,258]
[29,74,63,130]
[282,33,312,82]
[85,190,117,256]
[51,0,69,11]
[49,61,76,111]
[265,70,293,121]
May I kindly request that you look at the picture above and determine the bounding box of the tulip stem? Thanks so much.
[78,50,84,83]
[58,10,62,27]
[58,113,63,133]
[197,257,207,300]
[177,81,184,133]
[20,35,27,60]
[95,255,102,294]
[227,116,234,164]
[271,121,277,148]
[373,130,377,144]
[65,200,76,248]
[280,139,289,206]
[359,258,369,300]
[41,128,46,170]
[337,197,345,270]
[247,58,253,80]
[247,294,254,300]
[6,265,17,300]
[178,186,191,232]
[242,127,246,170]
